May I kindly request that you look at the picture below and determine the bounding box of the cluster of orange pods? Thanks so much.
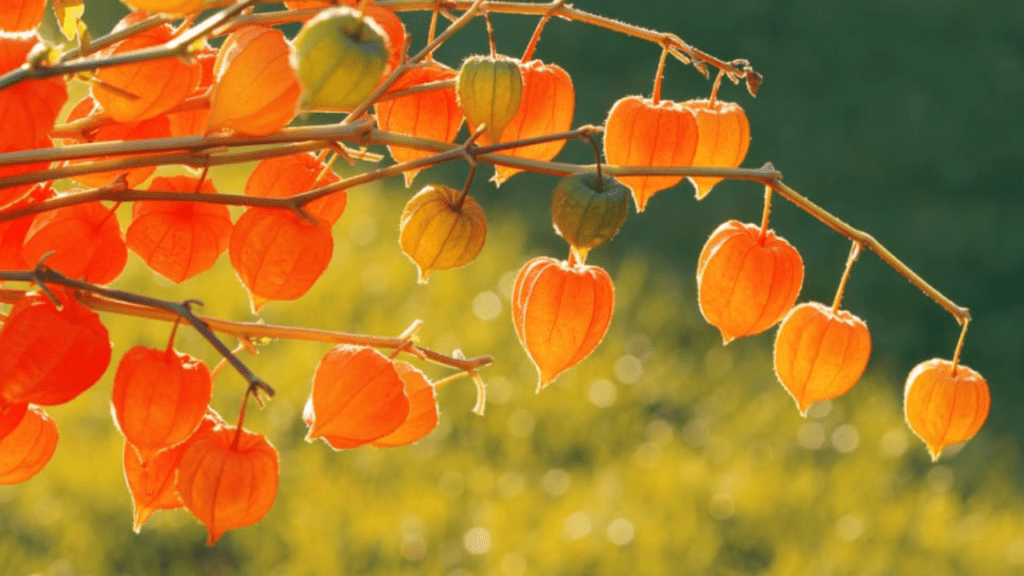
[695,217,990,460]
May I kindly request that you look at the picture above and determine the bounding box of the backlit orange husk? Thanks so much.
[22,200,128,285]
[244,153,346,226]
[0,0,46,30]
[773,302,871,415]
[374,62,463,187]
[112,346,213,461]
[175,424,279,545]
[127,175,233,283]
[371,361,439,448]
[904,358,990,461]
[93,16,201,122]
[0,289,111,407]
[481,59,574,186]
[603,95,698,212]
[0,405,58,484]
[62,96,170,188]
[512,256,615,390]
[304,345,410,449]
[208,25,301,135]
[683,98,750,199]
[696,220,803,343]
[229,208,334,311]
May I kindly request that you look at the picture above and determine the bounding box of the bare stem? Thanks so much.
[758,185,771,242]
[765,178,970,326]
[652,44,669,104]
[831,241,862,314]
[521,0,566,62]
[1,266,275,398]
[950,319,970,376]
[0,285,493,373]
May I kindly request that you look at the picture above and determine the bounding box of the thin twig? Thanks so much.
[0,285,493,373]
[1,266,275,398]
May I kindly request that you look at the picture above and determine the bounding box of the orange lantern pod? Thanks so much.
[61,96,171,188]
[696,220,804,344]
[22,200,128,285]
[0,31,67,148]
[374,62,463,187]
[683,98,750,200]
[362,4,407,76]
[0,0,46,30]
[166,47,218,137]
[399,184,487,284]
[112,345,213,461]
[0,32,66,206]
[0,405,58,485]
[207,25,301,136]
[121,0,206,16]
[904,358,990,461]
[229,207,334,311]
[126,175,232,283]
[483,59,575,186]
[123,411,221,533]
[0,184,54,270]
[0,400,28,441]
[122,438,186,532]
[603,95,698,212]
[245,153,346,226]
[773,302,871,415]
[371,361,439,448]
[0,288,112,406]
[92,15,201,123]
[175,424,280,545]
[304,344,410,450]
[512,256,615,391]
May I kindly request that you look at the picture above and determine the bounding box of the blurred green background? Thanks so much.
[2,0,1023,574]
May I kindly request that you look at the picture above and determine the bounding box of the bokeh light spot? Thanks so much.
[831,424,860,453]
[542,468,571,497]
[463,527,491,555]
[472,290,502,321]
[606,518,635,546]
[797,422,826,450]
[587,378,617,407]
[563,511,592,540]
[614,355,643,384]
[927,466,955,493]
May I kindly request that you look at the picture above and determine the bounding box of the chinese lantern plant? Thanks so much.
[294,5,391,112]
[398,182,487,284]
[0,0,998,548]
[773,243,871,415]
[603,48,699,212]
[905,357,990,461]
[696,210,804,344]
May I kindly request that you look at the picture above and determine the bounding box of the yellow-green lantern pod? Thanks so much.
[295,6,390,112]
[551,173,629,263]
[456,55,523,143]
[399,185,488,284]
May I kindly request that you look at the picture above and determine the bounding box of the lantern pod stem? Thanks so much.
[579,132,604,190]
[709,69,724,107]
[521,0,567,62]
[831,241,862,314]
[652,43,669,104]
[484,11,497,57]
[758,185,772,243]
[951,318,970,377]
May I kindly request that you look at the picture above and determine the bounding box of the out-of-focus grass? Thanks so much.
[2,170,1023,576]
